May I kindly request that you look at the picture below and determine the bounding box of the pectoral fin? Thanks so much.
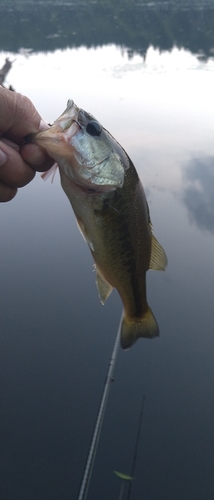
[149,234,168,271]
[76,217,94,251]
[96,269,113,305]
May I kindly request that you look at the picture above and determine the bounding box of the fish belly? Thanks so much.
[60,165,159,349]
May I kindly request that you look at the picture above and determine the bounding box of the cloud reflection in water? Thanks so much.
[182,156,214,234]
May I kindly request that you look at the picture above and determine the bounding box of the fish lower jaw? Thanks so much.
[60,171,99,196]
[61,169,117,196]
[72,182,99,195]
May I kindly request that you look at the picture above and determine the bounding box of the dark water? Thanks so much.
[1,2,214,500]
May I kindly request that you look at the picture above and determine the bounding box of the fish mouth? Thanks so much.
[25,99,80,148]
[24,119,80,157]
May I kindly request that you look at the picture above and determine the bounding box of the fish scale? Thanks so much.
[25,99,167,349]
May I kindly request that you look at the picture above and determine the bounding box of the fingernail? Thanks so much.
[39,119,50,131]
[0,148,7,166]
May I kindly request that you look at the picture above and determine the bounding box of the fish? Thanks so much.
[26,99,167,349]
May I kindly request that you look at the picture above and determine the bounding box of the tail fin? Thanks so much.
[120,306,159,350]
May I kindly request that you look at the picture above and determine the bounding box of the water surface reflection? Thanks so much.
[182,156,214,233]
[1,42,214,500]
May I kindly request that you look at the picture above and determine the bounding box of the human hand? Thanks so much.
[0,86,53,202]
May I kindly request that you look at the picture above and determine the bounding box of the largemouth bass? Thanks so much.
[26,100,167,349]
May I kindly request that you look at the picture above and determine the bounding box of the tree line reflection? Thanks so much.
[0,1,214,59]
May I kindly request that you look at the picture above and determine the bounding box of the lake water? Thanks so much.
[0,2,214,500]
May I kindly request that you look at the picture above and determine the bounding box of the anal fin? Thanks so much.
[149,234,168,271]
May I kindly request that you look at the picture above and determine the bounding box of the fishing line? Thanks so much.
[77,312,122,500]
[126,394,146,500]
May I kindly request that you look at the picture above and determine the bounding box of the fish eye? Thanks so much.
[86,120,102,137]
